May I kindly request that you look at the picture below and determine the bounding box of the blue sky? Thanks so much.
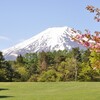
[0,0,100,50]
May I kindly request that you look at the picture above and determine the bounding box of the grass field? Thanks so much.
[0,82,100,100]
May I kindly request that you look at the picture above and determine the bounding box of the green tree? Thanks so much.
[0,52,14,81]
[46,51,55,66]
[78,62,95,81]
[16,54,24,64]
[65,57,77,81]
[57,61,69,81]
[24,53,39,75]
[70,48,82,81]
[38,69,57,82]
[17,67,29,81]
[82,49,91,63]
[90,51,100,69]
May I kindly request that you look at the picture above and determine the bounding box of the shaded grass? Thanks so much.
[0,82,100,100]
[0,96,14,98]
[0,88,9,91]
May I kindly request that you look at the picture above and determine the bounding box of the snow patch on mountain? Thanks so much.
[2,26,85,60]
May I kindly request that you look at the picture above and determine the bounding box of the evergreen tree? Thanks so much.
[16,54,24,64]
[0,51,14,81]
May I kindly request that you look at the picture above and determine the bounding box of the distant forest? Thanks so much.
[0,47,100,82]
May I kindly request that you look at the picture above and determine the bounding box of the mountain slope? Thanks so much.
[2,26,85,60]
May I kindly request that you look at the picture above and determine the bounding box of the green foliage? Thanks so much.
[72,47,82,62]
[81,49,91,63]
[23,53,39,76]
[38,69,57,82]
[17,67,29,81]
[90,51,100,69]
[78,62,93,81]
[0,48,100,82]
[16,54,24,64]
[28,74,38,82]
[0,52,14,81]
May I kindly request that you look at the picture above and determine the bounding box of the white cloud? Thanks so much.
[0,36,10,41]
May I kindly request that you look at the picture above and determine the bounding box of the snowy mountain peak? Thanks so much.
[2,26,84,60]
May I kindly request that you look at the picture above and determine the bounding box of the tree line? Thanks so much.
[0,47,100,82]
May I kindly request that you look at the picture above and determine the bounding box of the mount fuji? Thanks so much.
[2,26,85,60]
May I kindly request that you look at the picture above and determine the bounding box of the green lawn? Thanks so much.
[0,82,100,100]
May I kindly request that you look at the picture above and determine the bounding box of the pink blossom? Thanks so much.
[71,29,100,52]
[83,41,90,47]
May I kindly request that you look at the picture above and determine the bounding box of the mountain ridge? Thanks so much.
[2,26,85,60]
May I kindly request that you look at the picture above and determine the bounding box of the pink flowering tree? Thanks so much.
[72,5,100,52]
[71,5,100,69]
[72,30,100,52]
[86,5,100,22]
